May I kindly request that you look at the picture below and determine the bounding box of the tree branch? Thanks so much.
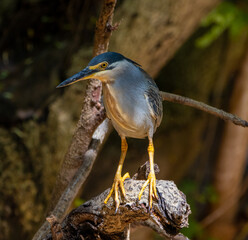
[47,0,117,215]
[160,91,248,127]
[46,163,191,240]
[32,119,113,240]
[33,2,117,239]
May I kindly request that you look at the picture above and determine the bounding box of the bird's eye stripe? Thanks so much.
[89,65,99,70]
[89,62,108,70]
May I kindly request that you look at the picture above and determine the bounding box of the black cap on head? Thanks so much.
[88,52,141,67]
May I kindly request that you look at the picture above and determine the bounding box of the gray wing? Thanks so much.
[144,85,163,127]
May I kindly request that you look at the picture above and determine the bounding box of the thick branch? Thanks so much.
[46,163,191,240]
[160,91,248,128]
[32,120,113,240]
[93,0,117,56]
[48,0,117,214]
[34,2,117,239]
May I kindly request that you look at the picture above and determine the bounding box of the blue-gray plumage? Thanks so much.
[57,52,163,211]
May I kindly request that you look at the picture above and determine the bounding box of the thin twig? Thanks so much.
[160,91,248,127]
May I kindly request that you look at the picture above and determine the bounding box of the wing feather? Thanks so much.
[144,86,163,127]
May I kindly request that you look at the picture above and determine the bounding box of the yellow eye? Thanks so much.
[100,62,108,69]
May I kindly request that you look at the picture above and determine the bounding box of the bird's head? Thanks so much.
[56,52,141,88]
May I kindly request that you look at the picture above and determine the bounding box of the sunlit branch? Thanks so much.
[160,91,248,128]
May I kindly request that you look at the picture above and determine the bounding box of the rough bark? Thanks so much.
[206,44,248,240]
[32,120,112,240]
[46,163,191,240]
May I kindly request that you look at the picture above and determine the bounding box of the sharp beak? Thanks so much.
[56,67,96,88]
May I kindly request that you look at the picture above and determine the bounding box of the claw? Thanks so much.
[104,172,130,211]
[138,172,157,210]
[122,172,130,181]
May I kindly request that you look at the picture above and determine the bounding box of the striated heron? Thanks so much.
[57,52,163,211]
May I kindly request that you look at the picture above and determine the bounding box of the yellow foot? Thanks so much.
[138,172,158,210]
[104,172,130,211]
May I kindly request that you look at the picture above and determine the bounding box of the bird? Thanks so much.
[57,52,163,211]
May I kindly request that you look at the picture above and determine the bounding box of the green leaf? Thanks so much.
[195,2,248,48]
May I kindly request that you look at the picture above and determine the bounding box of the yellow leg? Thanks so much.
[138,137,158,210]
[104,137,130,210]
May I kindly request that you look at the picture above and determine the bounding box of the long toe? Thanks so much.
[104,173,130,211]
[138,172,157,210]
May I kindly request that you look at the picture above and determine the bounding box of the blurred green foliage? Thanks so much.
[73,197,86,207]
[196,1,248,48]
[179,180,218,239]
[153,232,164,240]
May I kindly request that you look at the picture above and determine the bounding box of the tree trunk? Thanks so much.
[111,0,221,76]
